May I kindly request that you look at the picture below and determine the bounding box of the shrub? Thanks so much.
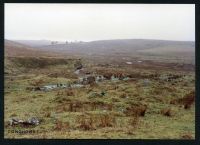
[124,105,147,117]
[65,89,75,96]
[98,114,116,127]
[103,72,113,80]
[76,115,95,130]
[54,120,69,131]
[181,134,193,139]
[170,91,195,109]
[183,91,195,109]
[161,108,172,117]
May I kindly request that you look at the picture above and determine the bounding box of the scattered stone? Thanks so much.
[96,75,105,83]
[27,117,40,125]
[111,75,119,81]
[126,62,132,65]
[9,117,40,126]
[71,84,84,88]
[123,77,130,81]
[9,118,21,126]
[143,79,150,87]
[74,69,80,75]
[37,83,82,91]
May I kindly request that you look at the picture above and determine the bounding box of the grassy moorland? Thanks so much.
[4,39,195,139]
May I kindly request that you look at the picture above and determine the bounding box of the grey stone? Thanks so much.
[9,117,40,126]
[27,117,40,125]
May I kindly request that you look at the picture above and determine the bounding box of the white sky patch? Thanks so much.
[5,4,195,41]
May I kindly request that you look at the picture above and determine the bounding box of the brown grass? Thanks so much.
[170,91,195,109]
[44,112,51,118]
[65,89,75,96]
[124,104,147,117]
[54,120,70,131]
[129,115,140,128]
[98,114,116,127]
[29,79,44,86]
[181,133,194,139]
[161,108,173,117]
[76,115,95,130]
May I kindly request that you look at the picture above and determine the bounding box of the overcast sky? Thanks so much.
[5,4,195,42]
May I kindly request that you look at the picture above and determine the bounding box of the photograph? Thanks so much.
[4,3,195,139]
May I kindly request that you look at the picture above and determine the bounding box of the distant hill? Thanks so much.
[28,39,195,61]
[14,40,65,47]
[30,39,194,54]
[6,39,195,64]
[4,40,75,74]
[4,39,63,57]
[5,39,42,57]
